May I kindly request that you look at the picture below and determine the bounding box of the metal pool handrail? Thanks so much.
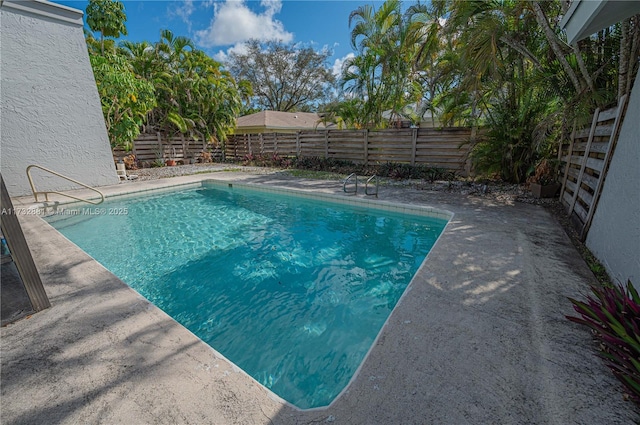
[365,175,378,198]
[343,173,358,194]
[26,164,105,205]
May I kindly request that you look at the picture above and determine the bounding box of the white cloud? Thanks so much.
[173,0,195,31]
[213,42,250,63]
[332,52,355,77]
[260,0,282,16]
[195,0,293,48]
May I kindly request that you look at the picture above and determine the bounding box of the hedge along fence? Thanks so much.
[226,127,479,176]
[112,132,222,164]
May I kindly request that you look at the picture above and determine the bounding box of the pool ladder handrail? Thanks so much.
[343,173,358,194]
[26,164,105,205]
[365,175,378,198]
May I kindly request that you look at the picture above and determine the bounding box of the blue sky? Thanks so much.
[53,0,378,75]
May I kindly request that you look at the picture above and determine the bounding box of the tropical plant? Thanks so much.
[320,98,371,129]
[117,31,246,147]
[85,0,128,55]
[567,281,640,405]
[85,5,245,153]
[471,78,558,182]
[526,158,559,186]
[424,1,587,180]
[90,53,156,150]
[388,0,640,182]
[118,40,158,80]
[344,0,418,128]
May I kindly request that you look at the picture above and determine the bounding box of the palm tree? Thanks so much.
[156,29,195,69]
[116,30,244,146]
[341,53,386,127]
[429,0,635,181]
[119,40,156,79]
[344,0,448,128]
[346,0,410,127]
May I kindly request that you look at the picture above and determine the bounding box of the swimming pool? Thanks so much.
[45,181,449,409]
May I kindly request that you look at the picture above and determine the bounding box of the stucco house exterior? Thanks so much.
[1,0,119,197]
[561,0,640,286]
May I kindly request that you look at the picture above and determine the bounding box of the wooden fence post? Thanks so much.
[156,132,163,161]
[363,130,369,165]
[559,122,577,204]
[411,128,417,166]
[581,94,628,240]
[325,131,329,158]
[180,134,186,161]
[274,133,278,156]
[465,126,477,176]
[568,108,600,215]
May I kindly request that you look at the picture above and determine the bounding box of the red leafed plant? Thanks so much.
[567,281,640,404]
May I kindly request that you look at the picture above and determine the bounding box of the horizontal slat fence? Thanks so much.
[113,132,221,163]
[226,127,478,175]
[559,94,628,240]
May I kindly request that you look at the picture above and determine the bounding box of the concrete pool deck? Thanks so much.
[2,170,637,424]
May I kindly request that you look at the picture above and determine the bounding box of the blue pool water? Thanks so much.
[46,182,448,409]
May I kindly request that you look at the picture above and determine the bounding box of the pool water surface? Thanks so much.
[46,182,448,409]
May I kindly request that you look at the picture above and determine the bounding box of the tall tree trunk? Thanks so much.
[573,43,595,93]
[499,35,543,70]
[618,18,630,100]
[627,15,640,96]
[531,1,582,93]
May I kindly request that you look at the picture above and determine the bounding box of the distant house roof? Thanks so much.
[235,111,330,134]
[382,103,442,128]
[561,0,640,44]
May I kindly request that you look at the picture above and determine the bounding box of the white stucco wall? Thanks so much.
[585,73,640,286]
[1,0,119,197]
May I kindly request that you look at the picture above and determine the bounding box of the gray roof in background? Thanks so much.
[236,111,329,131]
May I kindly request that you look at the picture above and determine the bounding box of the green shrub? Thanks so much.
[232,155,458,182]
[292,156,355,172]
[567,281,640,404]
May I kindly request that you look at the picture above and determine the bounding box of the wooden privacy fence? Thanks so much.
[113,132,221,163]
[226,127,478,175]
[559,94,628,241]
